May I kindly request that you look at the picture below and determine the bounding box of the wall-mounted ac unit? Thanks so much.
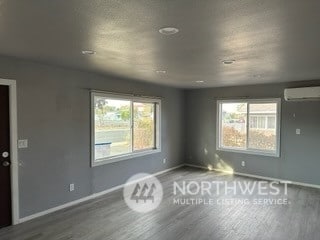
[284,86,320,101]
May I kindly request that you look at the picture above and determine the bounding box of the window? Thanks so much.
[91,92,161,166]
[217,99,280,157]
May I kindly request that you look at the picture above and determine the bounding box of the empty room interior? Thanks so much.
[1,1,320,240]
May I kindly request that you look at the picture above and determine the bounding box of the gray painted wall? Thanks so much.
[0,56,185,218]
[185,81,320,185]
[1,53,320,218]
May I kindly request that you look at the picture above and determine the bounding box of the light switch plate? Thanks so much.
[296,129,301,135]
[18,139,28,148]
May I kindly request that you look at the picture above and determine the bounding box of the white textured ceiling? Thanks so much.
[0,0,320,88]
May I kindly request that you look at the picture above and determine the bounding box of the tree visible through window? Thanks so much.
[92,93,160,165]
[217,99,280,156]
[133,102,155,151]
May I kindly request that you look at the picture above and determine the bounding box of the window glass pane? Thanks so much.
[94,97,131,160]
[267,116,276,129]
[220,103,247,149]
[248,103,277,151]
[258,116,266,129]
[133,102,155,151]
[250,116,258,128]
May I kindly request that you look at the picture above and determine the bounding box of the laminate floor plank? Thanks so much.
[0,167,319,240]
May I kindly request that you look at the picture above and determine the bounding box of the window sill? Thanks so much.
[216,147,280,158]
[91,148,161,167]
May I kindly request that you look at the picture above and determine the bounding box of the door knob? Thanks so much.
[2,161,10,167]
[2,151,9,158]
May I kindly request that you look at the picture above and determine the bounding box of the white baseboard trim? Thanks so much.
[184,163,320,190]
[19,164,184,224]
[19,163,320,224]
[184,163,208,170]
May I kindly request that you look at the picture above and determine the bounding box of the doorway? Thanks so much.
[0,85,12,227]
[0,79,19,226]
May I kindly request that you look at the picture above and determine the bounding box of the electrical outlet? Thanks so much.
[163,158,167,164]
[241,161,246,167]
[296,129,301,135]
[69,183,75,192]
[18,139,28,149]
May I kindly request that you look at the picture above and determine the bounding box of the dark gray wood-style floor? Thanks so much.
[1,166,320,240]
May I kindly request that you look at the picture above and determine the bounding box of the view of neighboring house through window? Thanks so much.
[92,93,160,165]
[248,103,277,151]
[217,99,280,156]
[220,102,247,149]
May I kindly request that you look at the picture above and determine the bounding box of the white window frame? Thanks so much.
[216,98,281,157]
[91,92,161,167]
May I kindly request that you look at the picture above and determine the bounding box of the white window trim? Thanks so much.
[216,98,281,157]
[91,92,161,167]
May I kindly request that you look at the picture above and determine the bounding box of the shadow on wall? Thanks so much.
[203,149,234,175]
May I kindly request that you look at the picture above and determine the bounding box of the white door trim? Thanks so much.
[0,78,19,225]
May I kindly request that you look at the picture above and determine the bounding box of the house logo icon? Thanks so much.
[131,182,156,203]
[123,173,163,213]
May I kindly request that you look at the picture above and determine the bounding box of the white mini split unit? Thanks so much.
[284,86,320,101]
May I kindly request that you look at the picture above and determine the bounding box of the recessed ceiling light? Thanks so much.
[155,70,167,74]
[196,80,204,83]
[159,27,179,35]
[222,59,236,65]
[81,50,96,55]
